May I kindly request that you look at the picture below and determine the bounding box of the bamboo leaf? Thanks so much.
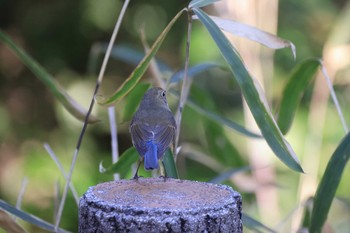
[0,30,99,123]
[194,15,296,58]
[169,90,261,138]
[88,44,172,75]
[96,9,186,106]
[278,59,321,134]
[169,62,224,84]
[99,147,139,175]
[189,0,221,8]
[299,197,313,232]
[122,82,151,122]
[100,147,178,178]
[188,98,261,138]
[0,200,71,233]
[309,132,350,233]
[242,213,276,233]
[163,149,179,179]
[209,166,251,184]
[193,8,303,172]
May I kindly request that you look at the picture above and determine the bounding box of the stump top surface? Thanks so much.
[91,178,239,211]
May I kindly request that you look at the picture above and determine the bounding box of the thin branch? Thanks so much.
[174,9,192,160]
[43,143,80,205]
[54,0,130,230]
[53,180,60,225]
[14,177,28,221]
[108,106,120,181]
[320,60,349,133]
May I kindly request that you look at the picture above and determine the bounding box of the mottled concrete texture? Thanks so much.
[79,178,242,233]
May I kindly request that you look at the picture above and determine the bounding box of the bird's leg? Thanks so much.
[161,160,168,182]
[133,160,142,180]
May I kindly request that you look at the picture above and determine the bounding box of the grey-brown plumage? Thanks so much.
[130,87,176,177]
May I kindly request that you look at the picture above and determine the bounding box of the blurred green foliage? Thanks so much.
[0,0,350,232]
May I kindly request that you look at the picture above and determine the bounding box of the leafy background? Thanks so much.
[0,0,350,232]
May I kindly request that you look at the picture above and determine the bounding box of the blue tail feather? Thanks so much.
[144,142,158,170]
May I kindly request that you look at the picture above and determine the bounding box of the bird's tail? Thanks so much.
[144,142,159,170]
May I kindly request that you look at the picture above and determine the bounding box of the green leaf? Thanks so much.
[100,147,139,175]
[169,62,224,84]
[100,147,178,179]
[193,8,303,172]
[88,44,172,75]
[309,132,350,233]
[0,200,71,233]
[163,149,179,179]
[191,104,260,138]
[189,85,246,167]
[169,90,261,138]
[278,59,321,134]
[0,30,99,123]
[300,197,313,231]
[96,9,186,106]
[242,213,276,233]
[189,0,221,8]
[122,83,151,122]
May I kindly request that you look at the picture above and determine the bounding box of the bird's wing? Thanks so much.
[153,124,176,158]
[130,123,154,156]
[131,121,176,159]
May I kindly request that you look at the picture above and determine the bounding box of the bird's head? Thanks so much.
[140,87,169,108]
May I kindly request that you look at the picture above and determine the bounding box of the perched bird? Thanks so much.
[130,87,176,179]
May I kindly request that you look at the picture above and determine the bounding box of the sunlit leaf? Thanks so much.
[193,15,296,58]
[243,213,276,233]
[163,149,179,179]
[193,8,303,172]
[309,132,350,233]
[0,30,99,123]
[0,200,71,233]
[278,59,321,134]
[100,147,139,175]
[189,0,221,8]
[96,9,186,106]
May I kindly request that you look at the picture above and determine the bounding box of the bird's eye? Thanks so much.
[162,91,166,97]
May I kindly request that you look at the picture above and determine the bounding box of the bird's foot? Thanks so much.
[159,175,168,182]
[132,173,143,181]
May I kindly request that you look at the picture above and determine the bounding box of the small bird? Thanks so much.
[130,87,176,179]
